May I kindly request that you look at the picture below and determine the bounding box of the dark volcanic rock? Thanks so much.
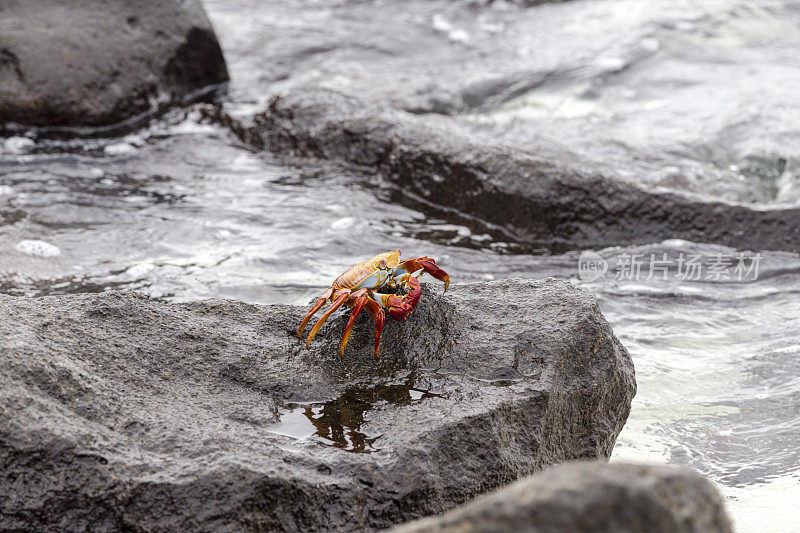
[0,279,634,531]
[228,89,800,252]
[390,461,733,533]
[0,0,228,129]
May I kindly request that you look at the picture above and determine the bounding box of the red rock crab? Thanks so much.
[297,250,450,359]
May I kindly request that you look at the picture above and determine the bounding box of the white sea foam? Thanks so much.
[124,262,156,278]
[3,137,35,154]
[15,239,61,257]
[104,143,137,156]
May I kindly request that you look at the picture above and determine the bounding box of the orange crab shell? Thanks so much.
[332,249,402,291]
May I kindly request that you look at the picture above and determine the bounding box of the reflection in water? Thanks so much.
[268,382,443,453]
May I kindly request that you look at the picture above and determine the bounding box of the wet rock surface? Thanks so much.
[215,89,800,252]
[0,279,634,531]
[389,461,733,533]
[0,0,228,129]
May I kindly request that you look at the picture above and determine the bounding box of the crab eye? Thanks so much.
[379,259,387,269]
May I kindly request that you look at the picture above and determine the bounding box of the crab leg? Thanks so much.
[297,287,334,338]
[339,288,369,357]
[305,288,351,348]
[363,296,386,360]
[394,256,450,291]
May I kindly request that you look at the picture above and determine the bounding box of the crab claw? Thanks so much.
[374,276,422,321]
[408,257,450,292]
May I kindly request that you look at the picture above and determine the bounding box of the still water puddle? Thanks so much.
[267,382,443,453]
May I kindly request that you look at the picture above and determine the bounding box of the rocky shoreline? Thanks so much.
[4,1,798,253]
[1,280,636,531]
[0,1,753,530]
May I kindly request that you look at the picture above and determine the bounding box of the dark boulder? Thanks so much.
[0,0,228,129]
[390,461,733,533]
[223,89,800,252]
[0,279,634,531]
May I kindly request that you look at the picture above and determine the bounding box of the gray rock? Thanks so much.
[389,461,733,533]
[0,278,634,531]
[0,0,228,129]
[223,89,800,252]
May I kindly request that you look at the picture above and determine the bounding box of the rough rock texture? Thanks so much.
[217,89,800,252]
[0,0,228,129]
[390,461,733,533]
[0,279,634,531]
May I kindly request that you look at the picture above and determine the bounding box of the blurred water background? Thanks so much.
[3,1,800,530]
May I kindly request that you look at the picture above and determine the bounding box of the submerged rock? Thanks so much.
[390,461,733,533]
[0,0,228,129]
[228,89,800,252]
[0,279,634,531]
